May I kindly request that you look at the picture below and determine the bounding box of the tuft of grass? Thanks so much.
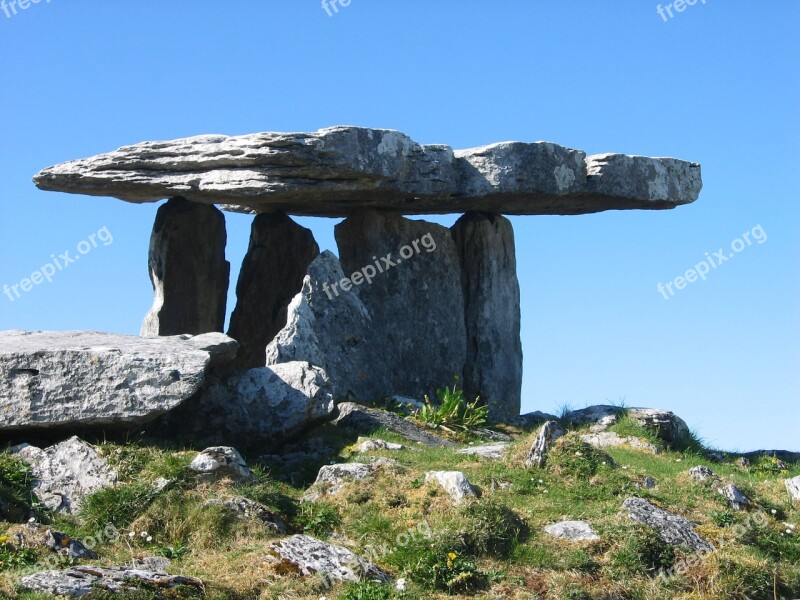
[546,435,614,479]
[455,499,529,558]
[414,380,488,432]
[339,581,396,600]
[294,502,341,539]
[0,453,35,522]
[604,524,676,578]
[608,415,665,451]
[78,482,156,534]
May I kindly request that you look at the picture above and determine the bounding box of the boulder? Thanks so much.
[451,212,522,421]
[622,497,714,553]
[188,447,256,483]
[580,432,659,454]
[141,197,229,337]
[303,459,400,502]
[718,483,752,511]
[19,566,203,598]
[333,402,456,448]
[785,476,800,503]
[203,497,288,533]
[0,330,237,432]
[424,471,479,505]
[335,211,466,401]
[525,421,566,468]
[12,437,117,514]
[227,212,319,370]
[267,534,392,583]
[151,361,335,449]
[543,520,600,542]
[34,127,702,216]
[456,442,510,460]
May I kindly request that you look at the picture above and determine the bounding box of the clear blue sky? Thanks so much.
[1,2,797,452]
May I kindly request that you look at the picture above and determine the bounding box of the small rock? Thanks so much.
[737,457,751,468]
[456,442,510,460]
[642,477,656,489]
[267,534,392,583]
[152,477,173,494]
[189,447,256,483]
[785,476,800,503]
[19,566,203,598]
[356,439,405,452]
[580,432,659,454]
[5,523,98,560]
[424,471,479,505]
[718,483,752,511]
[544,520,600,542]
[525,421,565,468]
[689,465,716,482]
[622,497,714,553]
[303,459,400,502]
[204,497,288,533]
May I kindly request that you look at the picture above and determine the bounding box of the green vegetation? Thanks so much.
[414,380,489,432]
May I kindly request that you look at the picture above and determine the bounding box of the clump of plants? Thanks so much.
[0,453,35,521]
[546,436,613,479]
[414,378,488,433]
[456,499,529,558]
[604,524,676,578]
[294,502,341,538]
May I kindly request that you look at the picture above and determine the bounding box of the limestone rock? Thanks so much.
[525,421,566,468]
[141,197,229,337]
[34,127,702,216]
[227,212,319,370]
[689,465,716,482]
[622,497,714,553]
[511,411,559,428]
[0,330,236,431]
[303,459,400,502]
[718,483,752,511]
[544,520,600,542]
[335,211,466,401]
[152,362,335,449]
[451,212,522,421]
[356,439,405,452]
[333,402,456,448]
[563,406,689,446]
[204,497,288,533]
[785,476,800,503]
[19,566,203,598]
[267,534,392,583]
[188,447,256,483]
[456,442,510,460]
[580,432,659,454]
[12,437,117,514]
[5,523,99,559]
[425,471,479,504]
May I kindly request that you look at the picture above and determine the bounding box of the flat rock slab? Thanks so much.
[622,497,714,553]
[544,520,601,542]
[580,432,659,454]
[34,126,702,216]
[0,330,237,431]
[333,402,456,448]
[19,566,203,598]
[267,534,392,583]
[456,442,511,460]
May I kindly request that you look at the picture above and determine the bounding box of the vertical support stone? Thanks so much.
[141,197,229,337]
[227,212,319,370]
[451,212,522,421]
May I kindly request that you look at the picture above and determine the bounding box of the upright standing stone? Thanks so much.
[227,212,319,370]
[335,211,466,400]
[141,197,229,336]
[452,212,522,421]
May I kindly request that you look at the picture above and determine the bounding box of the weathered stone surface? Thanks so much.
[19,566,203,598]
[718,483,752,511]
[335,211,466,401]
[0,330,236,431]
[266,251,375,401]
[580,432,659,454]
[356,439,405,452]
[188,447,256,483]
[689,465,716,482]
[141,197,229,337]
[425,471,479,504]
[34,127,702,216]
[227,212,319,370]
[333,402,456,448]
[622,497,714,553]
[451,212,521,421]
[456,442,510,460]
[525,421,566,468]
[5,522,99,559]
[785,476,800,503]
[267,534,392,583]
[204,497,288,533]
[563,406,689,446]
[12,437,117,514]
[544,520,600,542]
[303,459,400,502]
[152,362,335,449]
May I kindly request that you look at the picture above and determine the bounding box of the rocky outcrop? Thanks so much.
[526,421,566,468]
[580,432,659,454]
[451,212,522,421]
[141,197,229,337]
[151,362,335,449]
[0,330,237,432]
[188,446,256,483]
[333,402,456,448]
[622,497,714,553]
[267,534,392,583]
[544,520,600,542]
[34,127,702,216]
[20,566,203,597]
[227,212,319,370]
[425,471,479,504]
[335,211,466,401]
[561,406,689,446]
[12,437,117,514]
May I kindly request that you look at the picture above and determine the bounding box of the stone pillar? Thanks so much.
[141,197,229,337]
[227,212,319,370]
[451,212,522,421]
[335,210,466,401]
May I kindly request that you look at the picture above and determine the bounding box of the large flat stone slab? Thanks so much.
[33,127,702,216]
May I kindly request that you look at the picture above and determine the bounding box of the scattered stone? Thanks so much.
[0,330,237,432]
[622,497,714,553]
[425,471,479,505]
[333,402,456,448]
[5,523,98,559]
[456,442,510,460]
[227,212,319,370]
[785,476,800,503]
[451,212,522,421]
[19,566,203,598]
[580,432,659,454]
[204,497,288,533]
[141,197,229,337]
[718,483,752,511]
[689,465,716,482]
[356,439,405,452]
[544,520,600,542]
[34,127,702,216]
[188,447,256,483]
[642,477,656,489]
[12,437,117,514]
[303,459,400,502]
[737,457,751,468]
[151,361,335,449]
[525,421,566,468]
[267,534,392,583]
